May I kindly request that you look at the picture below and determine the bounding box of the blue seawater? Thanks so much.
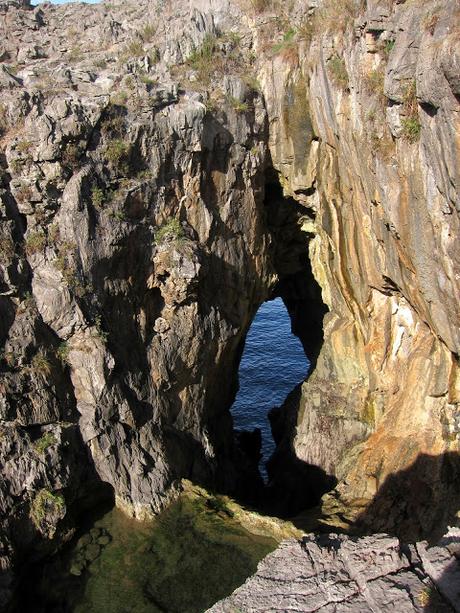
[231,297,310,473]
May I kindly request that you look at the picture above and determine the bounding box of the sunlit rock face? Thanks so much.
[0,0,279,603]
[259,0,460,537]
[209,529,460,612]
[0,0,459,606]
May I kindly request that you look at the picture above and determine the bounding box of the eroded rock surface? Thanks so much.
[255,0,460,537]
[0,0,459,607]
[0,0,276,604]
[209,529,460,612]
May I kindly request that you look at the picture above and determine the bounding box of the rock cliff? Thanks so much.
[0,0,277,602]
[256,0,460,540]
[0,0,459,607]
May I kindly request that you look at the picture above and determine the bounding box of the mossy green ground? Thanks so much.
[77,497,276,612]
[27,488,278,612]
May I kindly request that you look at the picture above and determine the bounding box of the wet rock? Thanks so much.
[76,534,91,550]
[84,543,101,562]
[69,561,85,577]
[89,528,102,540]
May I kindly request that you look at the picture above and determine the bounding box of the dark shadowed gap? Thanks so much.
[233,166,336,518]
[231,297,310,480]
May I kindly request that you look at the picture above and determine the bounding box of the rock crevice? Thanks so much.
[0,0,459,607]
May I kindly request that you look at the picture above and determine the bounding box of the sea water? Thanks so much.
[23,494,277,613]
[231,297,310,474]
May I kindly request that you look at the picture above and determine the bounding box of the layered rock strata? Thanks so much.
[0,0,459,607]
[0,0,277,603]
[257,0,460,538]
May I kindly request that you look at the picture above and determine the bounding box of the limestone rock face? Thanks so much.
[0,0,275,602]
[0,0,459,606]
[208,529,460,612]
[257,0,460,537]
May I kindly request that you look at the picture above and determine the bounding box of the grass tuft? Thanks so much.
[155,219,185,244]
[34,432,57,455]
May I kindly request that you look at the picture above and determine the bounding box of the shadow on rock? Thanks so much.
[354,451,460,544]
[349,452,460,611]
[264,384,337,518]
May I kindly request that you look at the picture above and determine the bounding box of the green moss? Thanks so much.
[30,489,65,531]
[206,495,234,518]
[34,432,57,455]
[154,219,185,244]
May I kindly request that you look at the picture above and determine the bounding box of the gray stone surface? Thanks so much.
[0,0,459,608]
[209,530,460,612]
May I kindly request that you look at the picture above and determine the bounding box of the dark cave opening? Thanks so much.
[232,168,335,519]
[231,296,310,479]
[264,169,327,369]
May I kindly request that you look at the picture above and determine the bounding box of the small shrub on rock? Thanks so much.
[31,350,52,377]
[34,432,57,455]
[56,342,71,365]
[155,219,185,244]
[401,117,421,143]
[402,79,421,143]
[30,489,65,537]
[105,139,131,173]
[25,231,46,256]
[328,55,349,90]
[187,34,219,83]
[91,185,106,209]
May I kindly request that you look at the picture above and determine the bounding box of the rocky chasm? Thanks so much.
[0,0,459,609]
